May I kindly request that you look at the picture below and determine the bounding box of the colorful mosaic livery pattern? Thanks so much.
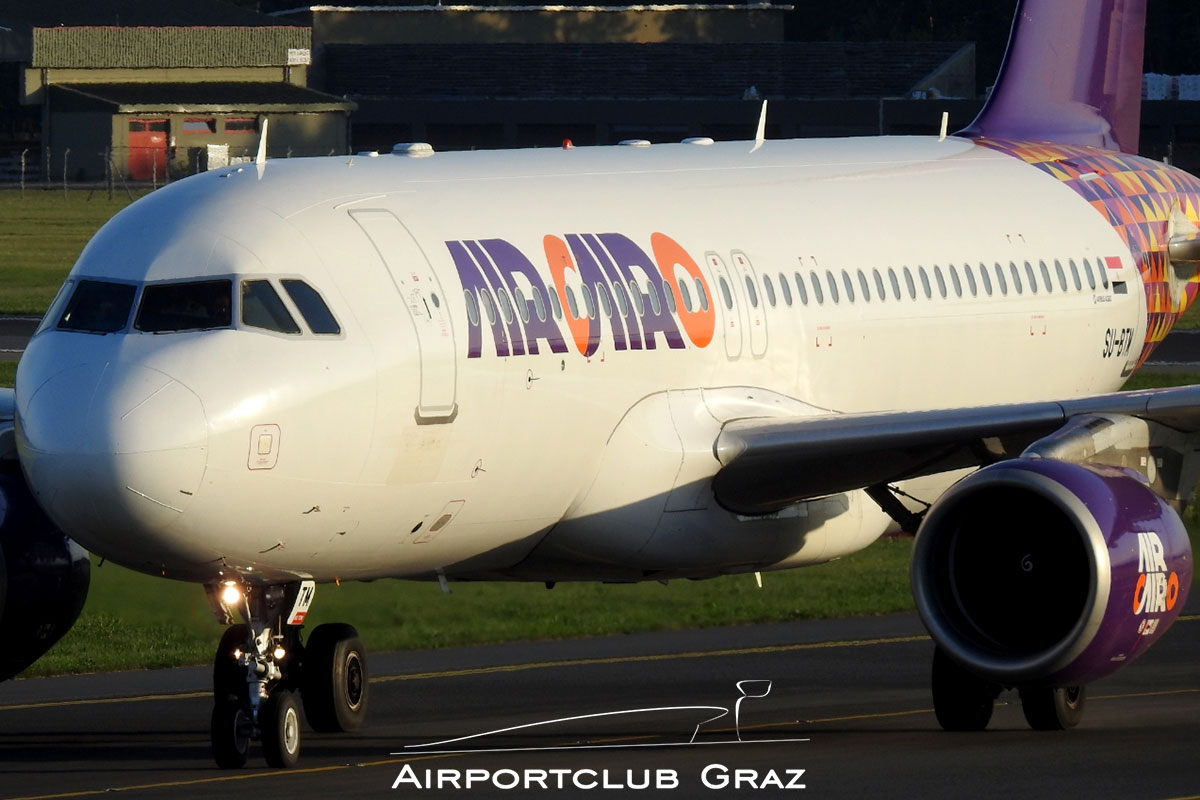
[974,138,1200,369]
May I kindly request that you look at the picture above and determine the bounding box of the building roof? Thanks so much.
[0,0,281,29]
[51,82,355,113]
[324,41,971,101]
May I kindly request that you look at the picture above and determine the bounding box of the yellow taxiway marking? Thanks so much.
[3,754,456,800]
[0,634,932,712]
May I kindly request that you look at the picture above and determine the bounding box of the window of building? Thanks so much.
[182,118,217,134]
[225,117,259,133]
[281,279,340,334]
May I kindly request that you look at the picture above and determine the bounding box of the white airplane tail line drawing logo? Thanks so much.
[398,680,792,755]
[1,0,1195,769]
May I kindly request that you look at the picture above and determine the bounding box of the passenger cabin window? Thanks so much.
[695,278,709,311]
[857,270,871,302]
[242,280,300,334]
[949,266,962,297]
[872,269,886,301]
[57,279,136,334]
[1069,259,1082,290]
[841,270,855,303]
[1009,262,1023,294]
[464,290,480,326]
[1024,261,1037,294]
[679,278,695,312]
[136,280,232,333]
[918,267,932,299]
[809,272,824,304]
[933,266,947,298]
[778,272,793,305]
[281,279,340,334]
[794,272,809,305]
[964,264,978,296]
[763,274,777,307]
[825,271,840,304]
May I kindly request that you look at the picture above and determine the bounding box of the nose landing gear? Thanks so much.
[205,579,368,769]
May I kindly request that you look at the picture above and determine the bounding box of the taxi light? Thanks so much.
[220,582,241,606]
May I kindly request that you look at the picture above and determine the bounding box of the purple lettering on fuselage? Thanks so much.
[448,233,701,359]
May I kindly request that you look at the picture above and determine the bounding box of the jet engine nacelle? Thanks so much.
[0,469,90,681]
[911,458,1192,687]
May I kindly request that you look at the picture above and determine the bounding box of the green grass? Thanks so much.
[0,189,149,315]
[25,537,915,677]
[9,368,1200,678]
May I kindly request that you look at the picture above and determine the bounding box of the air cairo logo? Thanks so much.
[1133,531,1180,618]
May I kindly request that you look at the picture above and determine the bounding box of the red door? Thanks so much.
[128,119,168,180]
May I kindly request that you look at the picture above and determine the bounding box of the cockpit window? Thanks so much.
[242,280,301,334]
[135,280,232,333]
[281,279,341,335]
[57,280,136,334]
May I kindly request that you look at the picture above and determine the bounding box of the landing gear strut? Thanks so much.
[205,579,369,769]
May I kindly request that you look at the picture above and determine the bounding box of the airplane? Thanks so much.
[0,0,1196,770]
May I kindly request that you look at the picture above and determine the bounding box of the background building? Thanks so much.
[0,0,354,182]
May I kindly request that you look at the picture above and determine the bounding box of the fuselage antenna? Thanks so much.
[752,100,768,153]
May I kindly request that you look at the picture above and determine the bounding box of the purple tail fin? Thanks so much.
[959,0,1146,153]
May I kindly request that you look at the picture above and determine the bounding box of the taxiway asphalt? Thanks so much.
[1,602,1197,800]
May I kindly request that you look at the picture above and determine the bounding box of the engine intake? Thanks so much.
[911,458,1192,686]
[0,469,90,681]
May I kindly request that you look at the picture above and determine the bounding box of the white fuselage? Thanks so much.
[14,136,1146,585]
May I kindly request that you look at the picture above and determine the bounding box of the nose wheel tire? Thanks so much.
[931,647,999,731]
[301,623,369,733]
[210,699,250,769]
[261,689,302,769]
[1019,685,1086,730]
[212,624,251,704]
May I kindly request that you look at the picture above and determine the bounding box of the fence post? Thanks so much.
[106,148,114,201]
[152,150,158,191]
[63,147,70,198]
[19,148,27,199]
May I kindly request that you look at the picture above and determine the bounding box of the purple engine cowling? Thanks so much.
[911,458,1192,687]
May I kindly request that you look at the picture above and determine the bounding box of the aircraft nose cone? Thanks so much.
[17,362,208,558]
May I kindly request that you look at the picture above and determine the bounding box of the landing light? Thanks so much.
[221,582,242,606]
[273,646,287,660]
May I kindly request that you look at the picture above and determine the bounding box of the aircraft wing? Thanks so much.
[712,384,1200,515]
